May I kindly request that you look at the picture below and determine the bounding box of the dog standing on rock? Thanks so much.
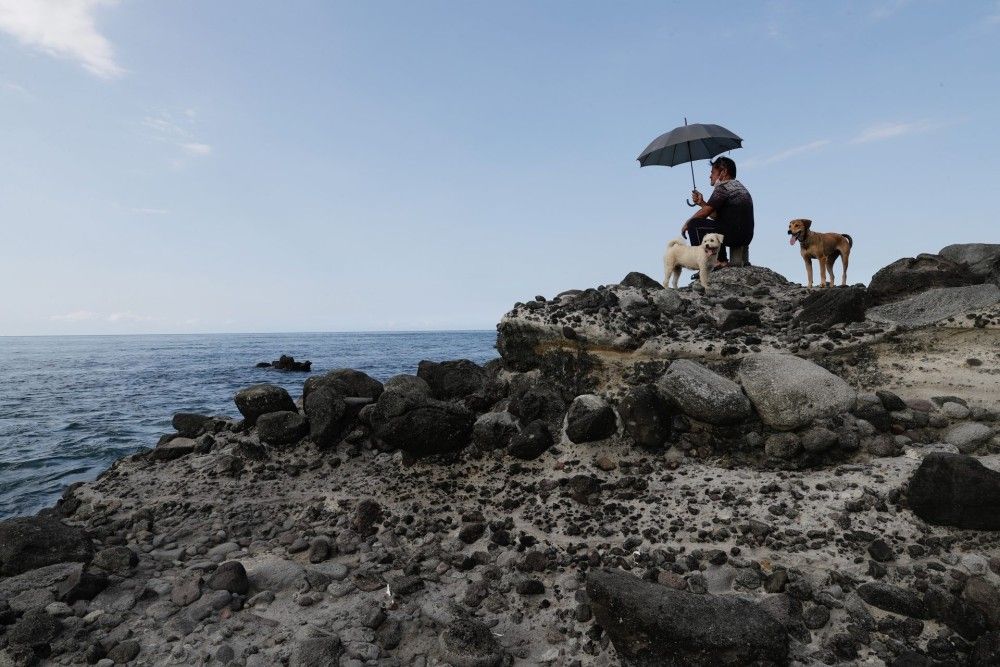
[787,219,853,288]
[663,233,724,290]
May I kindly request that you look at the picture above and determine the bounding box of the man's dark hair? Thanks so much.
[712,156,737,178]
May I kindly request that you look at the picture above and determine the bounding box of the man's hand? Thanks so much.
[691,190,705,206]
[681,221,689,238]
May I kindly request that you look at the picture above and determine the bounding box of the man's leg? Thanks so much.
[687,218,728,263]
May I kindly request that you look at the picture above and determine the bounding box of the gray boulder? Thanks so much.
[867,283,1000,328]
[738,353,856,431]
[939,243,1000,280]
[303,387,349,447]
[618,384,672,449]
[942,422,993,453]
[657,359,752,426]
[472,411,521,451]
[587,568,788,666]
[148,436,196,461]
[171,413,213,437]
[438,618,502,667]
[868,253,980,305]
[565,394,617,443]
[908,453,1000,530]
[256,411,308,446]
[651,289,683,315]
[0,516,94,577]
[369,376,431,430]
[508,421,553,461]
[290,637,344,667]
[234,384,297,426]
[621,271,663,290]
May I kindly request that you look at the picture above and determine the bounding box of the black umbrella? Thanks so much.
[637,119,742,205]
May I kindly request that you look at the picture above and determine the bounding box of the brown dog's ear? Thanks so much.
[802,219,812,230]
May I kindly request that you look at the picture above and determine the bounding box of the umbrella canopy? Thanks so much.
[637,122,742,168]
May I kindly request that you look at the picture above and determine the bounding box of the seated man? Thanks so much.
[680,156,754,267]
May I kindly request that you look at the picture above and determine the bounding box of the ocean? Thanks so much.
[0,331,497,520]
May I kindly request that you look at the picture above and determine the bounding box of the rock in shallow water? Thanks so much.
[586,567,788,666]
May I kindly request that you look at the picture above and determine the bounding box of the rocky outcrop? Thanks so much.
[868,253,981,304]
[940,243,1000,281]
[908,453,1000,530]
[258,354,312,371]
[373,403,474,458]
[867,283,1000,328]
[587,568,789,666]
[303,368,383,403]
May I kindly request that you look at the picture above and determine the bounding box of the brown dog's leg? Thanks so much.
[823,257,834,287]
[804,257,813,288]
[840,247,850,287]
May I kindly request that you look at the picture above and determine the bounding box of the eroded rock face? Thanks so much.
[868,253,980,305]
[234,384,297,426]
[739,354,856,431]
[908,453,1000,530]
[796,287,868,327]
[657,359,752,426]
[0,516,94,576]
[587,568,789,666]
[939,243,1000,280]
[867,283,1000,329]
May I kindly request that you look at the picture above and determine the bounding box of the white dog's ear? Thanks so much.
[718,234,725,243]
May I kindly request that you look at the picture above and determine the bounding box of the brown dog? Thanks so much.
[787,219,853,288]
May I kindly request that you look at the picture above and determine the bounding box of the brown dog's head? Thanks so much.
[787,219,812,246]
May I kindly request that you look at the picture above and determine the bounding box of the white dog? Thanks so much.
[663,233,725,289]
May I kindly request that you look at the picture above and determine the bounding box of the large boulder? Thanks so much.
[796,287,868,327]
[621,271,663,290]
[417,359,487,400]
[586,568,789,666]
[369,376,432,430]
[0,516,94,576]
[738,354,856,431]
[657,360,752,426]
[302,368,383,403]
[256,411,309,446]
[171,413,213,437]
[565,394,617,443]
[438,618,503,667]
[939,243,1000,281]
[907,453,1000,530]
[373,403,474,457]
[472,411,521,451]
[234,384,297,426]
[868,253,981,304]
[303,387,350,447]
[290,637,344,667]
[617,384,672,449]
[508,421,553,460]
[147,436,196,461]
[942,422,994,454]
[867,283,1000,329]
[508,381,567,428]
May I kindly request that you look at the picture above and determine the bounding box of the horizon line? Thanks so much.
[0,328,497,339]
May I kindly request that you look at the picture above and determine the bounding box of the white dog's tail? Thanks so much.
[667,238,687,248]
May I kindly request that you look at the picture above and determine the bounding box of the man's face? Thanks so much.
[710,166,722,185]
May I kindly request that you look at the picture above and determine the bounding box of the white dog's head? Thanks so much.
[700,233,725,256]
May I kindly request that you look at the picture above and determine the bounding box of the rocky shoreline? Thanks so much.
[1,243,999,666]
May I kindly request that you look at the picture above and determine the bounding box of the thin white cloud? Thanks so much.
[0,0,124,79]
[130,207,169,215]
[851,120,937,144]
[49,310,98,321]
[871,0,912,21]
[181,142,212,157]
[107,311,154,322]
[742,139,831,168]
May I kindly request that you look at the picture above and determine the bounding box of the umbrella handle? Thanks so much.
[686,199,697,207]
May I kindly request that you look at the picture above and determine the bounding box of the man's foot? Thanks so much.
[712,261,729,272]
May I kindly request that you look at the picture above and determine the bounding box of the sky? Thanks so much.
[1,1,999,336]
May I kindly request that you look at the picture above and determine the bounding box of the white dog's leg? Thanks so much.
[699,267,710,289]
[663,257,673,288]
[672,266,681,288]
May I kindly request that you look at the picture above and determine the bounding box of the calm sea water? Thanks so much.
[0,332,497,520]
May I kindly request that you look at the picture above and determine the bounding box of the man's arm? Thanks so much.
[681,204,714,236]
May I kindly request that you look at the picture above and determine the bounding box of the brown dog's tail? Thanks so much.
[843,234,853,248]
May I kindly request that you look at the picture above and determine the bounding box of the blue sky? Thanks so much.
[1,1,998,335]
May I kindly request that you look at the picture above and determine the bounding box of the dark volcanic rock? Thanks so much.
[417,359,487,400]
[868,253,980,305]
[148,436,197,461]
[7,609,62,646]
[172,412,213,437]
[621,271,663,290]
[439,618,502,667]
[618,384,672,449]
[374,403,474,457]
[939,243,1000,281]
[657,359,752,426]
[234,384,297,426]
[908,453,1000,530]
[208,561,249,595]
[587,568,789,666]
[303,386,350,447]
[0,516,94,576]
[972,631,1000,666]
[271,354,311,371]
[857,582,928,619]
[796,287,868,327]
[508,420,553,460]
[472,411,521,451]
[256,410,309,446]
[508,381,567,427]
[717,309,761,332]
[290,637,344,667]
[565,394,617,443]
[303,368,384,403]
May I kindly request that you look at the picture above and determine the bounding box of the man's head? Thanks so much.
[710,156,737,184]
